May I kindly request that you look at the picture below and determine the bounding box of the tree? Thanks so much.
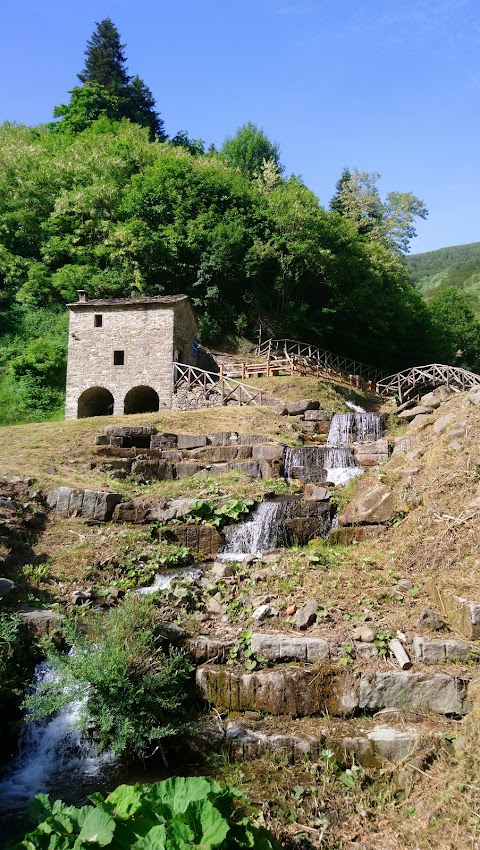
[428,287,480,371]
[54,18,165,139]
[221,122,283,178]
[330,167,427,254]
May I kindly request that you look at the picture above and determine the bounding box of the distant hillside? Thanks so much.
[405,242,480,315]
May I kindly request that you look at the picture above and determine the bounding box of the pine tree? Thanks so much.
[70,18,165,139]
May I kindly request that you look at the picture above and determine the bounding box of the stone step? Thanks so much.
[196,664,470,717]
[224,716,453,769]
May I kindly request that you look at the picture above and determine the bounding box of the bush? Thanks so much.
[8,776,280,849]
[0,612,37,730]
[25,596,194,758]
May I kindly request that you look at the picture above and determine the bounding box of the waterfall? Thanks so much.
[354,412,382,442]
[137,566,203,595]
[327,413,355,447]
[220,502,283,559]
[0,662,116,816]
[323,446,362,487]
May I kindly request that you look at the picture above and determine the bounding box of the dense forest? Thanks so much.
[1,18,480,425]
[406,241,480,316]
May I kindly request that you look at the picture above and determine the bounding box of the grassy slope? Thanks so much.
[406,241,480,314]
[2,378,480,849]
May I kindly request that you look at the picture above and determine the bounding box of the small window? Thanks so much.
[113,350,125,366]
[94,314,103,328]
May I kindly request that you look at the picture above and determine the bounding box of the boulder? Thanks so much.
[416,608,446,632]
[338,478,395,525]
[422,387,452,407]
[47,487,121,521]
[295,599,317,630]
[0,578,15,598]
[433,411,455,435]
[286,399,320,416]
[19,609,64,638]
[303,409,330,422]
[468,391,480,406]
[352,439,390,467]
[397,406,433,420]
[304,484,331,501]
[359,672,469,715]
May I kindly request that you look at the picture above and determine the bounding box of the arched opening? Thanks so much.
[124,386,160,415]
[77,387,114,418]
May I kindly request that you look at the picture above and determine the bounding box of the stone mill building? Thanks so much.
[65,291,198,419]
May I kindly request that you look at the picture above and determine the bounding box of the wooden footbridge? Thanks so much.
[172,340,480,409]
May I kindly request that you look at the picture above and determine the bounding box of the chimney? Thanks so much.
[77,290,87,303]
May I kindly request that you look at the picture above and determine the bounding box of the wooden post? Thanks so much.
[389,639,412,670]
[219,364,224,378]
[241,362,245,380]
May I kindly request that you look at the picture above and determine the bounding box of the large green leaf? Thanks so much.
[131,824,167,849]
[176,799,229,850]
[77,809,116,846]
[144,777,220,816]
[103,784,143,819]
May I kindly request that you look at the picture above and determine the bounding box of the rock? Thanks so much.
[251,444,285,462]
[185,636,234,663]
[338,478,395,525]
[160,523,223,560]
[190,446,252,463]
[177,434,208,450]
[19,609,64,639]
[286,603,297,616]
[253,604,276,622]
[393,580,414,593]
[205,597,224,615]
[446,428,466,440]
[431,590,480,639]
[416,608,446,632]
[304,484,331,501]
[408,414,431,430]
[353,440,389,467]
[175,462,205,477]
[47,487,122,521]
[196,664,359,717]
[295,599,318,630]
[211,562,234,578]
[397,406,433,420]
[243,554,257,566]
[359,671,469,715]
[392,435,421,455]
[329,525,387,545]
[468,391,480,406]
[0,577,15,598]
[150,433,178,448]
[286,399,320,416]
[250,632,330,662]
[354,641,378,661]
[303,409,329,422]
[131,459,174,481]
[422,387,452,407]
[230,461,260,478]
[70,590,91,606]
[352,625,375,643]
[413,635,471,663]
[433,412,455,435]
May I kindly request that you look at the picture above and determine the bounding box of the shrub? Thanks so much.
[25,596,194,758]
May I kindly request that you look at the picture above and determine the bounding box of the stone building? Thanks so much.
[65,292,198,419]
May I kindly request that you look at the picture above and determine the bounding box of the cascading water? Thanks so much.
[0,662,116,821]
[137,566,203,595]
[220,502,283,559]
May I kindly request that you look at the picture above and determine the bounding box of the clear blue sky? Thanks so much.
[1,0,479,254]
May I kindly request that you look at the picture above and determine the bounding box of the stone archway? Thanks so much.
[77,387,114,418]
[124,386,160,415]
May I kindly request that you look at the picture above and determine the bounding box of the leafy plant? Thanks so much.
[109,544,191,590]
[24,596,195,758]
[8,776,280,849]
[227,629,265,670]
[374,629,394,657]
[186,498,254,529]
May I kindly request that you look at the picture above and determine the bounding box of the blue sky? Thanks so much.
[1,0,479,254]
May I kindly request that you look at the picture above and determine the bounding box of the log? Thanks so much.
[389,639,412,670]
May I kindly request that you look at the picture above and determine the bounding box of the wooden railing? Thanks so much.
[259,338,387,384]
[376,363,480,402]
[172,363,266,407]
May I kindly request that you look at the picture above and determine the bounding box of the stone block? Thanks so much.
[176,462,205,478]
[353,439,389,467]
[252,444,285,461]
[185,636,234,663]
[433,412,455,435]
[237,434,270,445]
[105,425,157,438]
[413,636,471,664]
[190,445,252,463]
[303,409,329,421]
[150,433,178,448]
[230,461,260,478]
[359,672,469,715]
[177,434,208,449]
[304,484,331,501]
[328,525,387,545]
[259,460,282,479]
[432,589,480,639]
[196,664,359,717]
[209,463,230,474]
[250,632,330,662]
[161,523,223,559]
[207,432,238,446]
[397,406,433,420]
[131,459,174,481]
[47,487,121,521]
[286,400,320,416]
[338,478,395,525]
[392,435,421,455]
